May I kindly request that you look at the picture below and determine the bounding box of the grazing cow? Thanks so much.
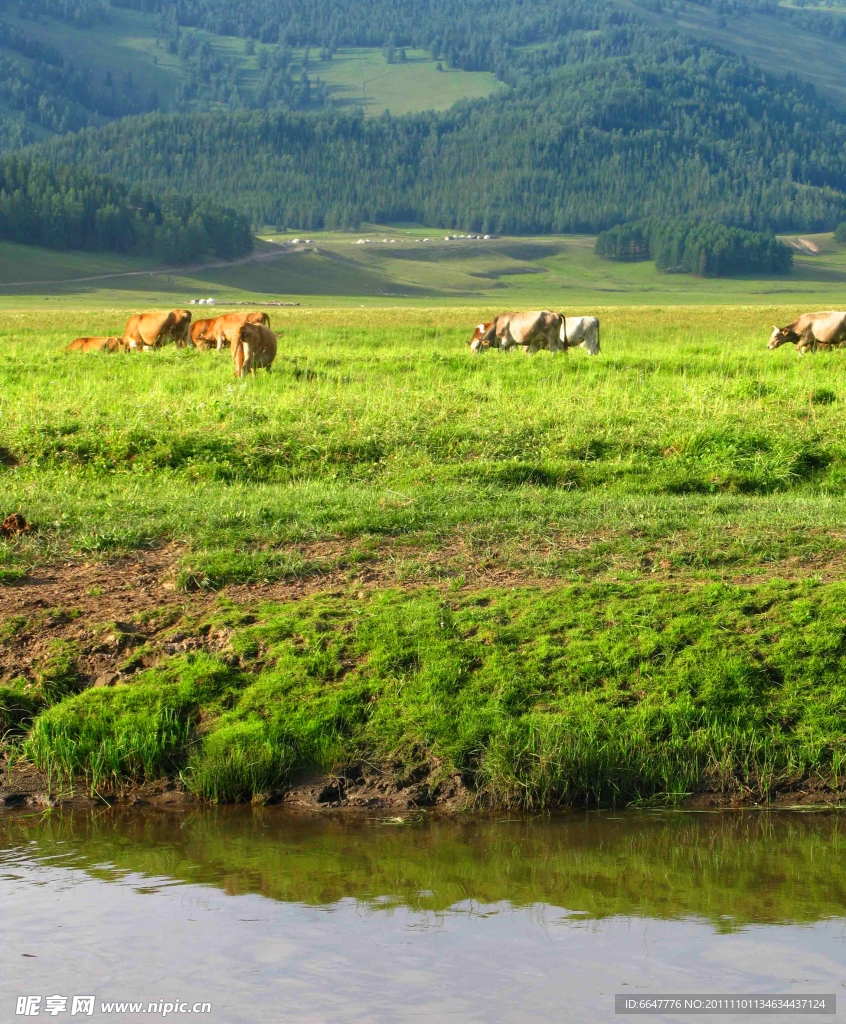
[122,310,192,351]
[192,311,270,351]
[478,310,563,354]
[768,311,846,354]
[65,336,124,353]
[467,321,494,353]
[558,316,600,355]
[231,322,277,377]
[190,317,219,350]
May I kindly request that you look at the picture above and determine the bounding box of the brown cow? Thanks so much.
[477,310,563,354]
[190,317,220,351]
[231,322,277,377]
[65,336,124,353]
[192,311,270,351]
[122,310,192,351]
[768,311,846,355]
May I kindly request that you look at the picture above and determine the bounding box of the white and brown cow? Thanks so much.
[473,310,563,354]
[468,321,494,352]
[768,311,846,354]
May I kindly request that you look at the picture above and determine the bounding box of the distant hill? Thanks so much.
[26,33,846,235]
[9,0,846,237]
[614,0,846,112]
[0,0,520,146]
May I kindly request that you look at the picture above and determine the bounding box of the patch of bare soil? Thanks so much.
[1,513,32,538]
[282,761,474,812]
[0,763,199,811]
[680,778,846,810]
[0,759,473,813]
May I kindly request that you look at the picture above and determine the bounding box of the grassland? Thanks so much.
[4,230,846,308]
[3,304,846,809]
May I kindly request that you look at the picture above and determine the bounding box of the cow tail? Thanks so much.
[596,318,600,350]
[562,315,568,350]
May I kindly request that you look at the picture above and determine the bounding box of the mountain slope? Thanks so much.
[27,34,846,234]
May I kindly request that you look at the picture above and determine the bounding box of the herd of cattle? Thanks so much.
[64,307,846,370]
[66,309,277,377]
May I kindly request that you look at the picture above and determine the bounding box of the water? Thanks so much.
[1,809,844,1023]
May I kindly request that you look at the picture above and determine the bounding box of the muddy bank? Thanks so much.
[3,759,845,815]
[0,760,474,812]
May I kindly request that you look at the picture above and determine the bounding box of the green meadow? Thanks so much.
[3,301,846,807]
[4,230,846,308]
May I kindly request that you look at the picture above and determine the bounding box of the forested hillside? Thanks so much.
[0,156,252,260]
[7,0,846,240]
[28,34,846,234]
[595,219,794,277]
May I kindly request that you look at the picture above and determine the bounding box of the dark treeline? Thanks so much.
[0,52,151,136]
[112,0,622,63]
[29,34,846,234]
[0,19,64,64]
[596,218,793,276]
[0,156,253,261]
[6,0,107,28]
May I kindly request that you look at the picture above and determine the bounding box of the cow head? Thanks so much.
[768,325,795,350]
[468,322,494,353]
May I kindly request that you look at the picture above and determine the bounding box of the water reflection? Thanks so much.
[1,810,844,1023]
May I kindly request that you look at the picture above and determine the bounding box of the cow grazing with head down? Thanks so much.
[122,310,192,351]
[65,336,124,353]
[768,311,846,355]
[558,316,600,355]
[231,322,277,377]
[467,321,494,353]
[477,310,563,354]
[192,311,271,351]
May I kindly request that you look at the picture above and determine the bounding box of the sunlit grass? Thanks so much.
[5,305,846,805]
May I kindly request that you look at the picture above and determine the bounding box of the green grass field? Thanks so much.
[2,303,846,807]
[3,230,846,308]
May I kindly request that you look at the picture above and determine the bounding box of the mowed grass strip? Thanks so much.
[15,582,846,806]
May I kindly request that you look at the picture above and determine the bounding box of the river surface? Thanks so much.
[1,808,844,1023]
